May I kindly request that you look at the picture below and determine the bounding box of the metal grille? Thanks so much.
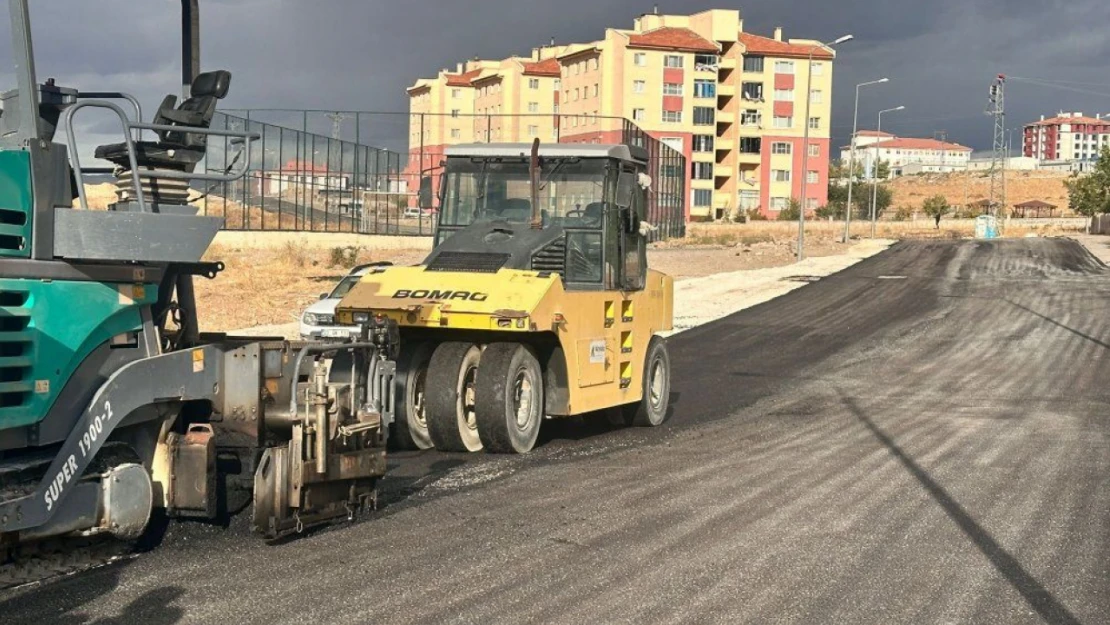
[426,252,510,274]
[531,237,566,276]
[0,289,32,410]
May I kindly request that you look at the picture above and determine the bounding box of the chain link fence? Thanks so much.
[199,110,686,240]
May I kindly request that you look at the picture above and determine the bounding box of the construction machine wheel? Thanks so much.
[425,342,483,452]
[475,343,544,454]
[624,336,672,427]
[389,342,435,450]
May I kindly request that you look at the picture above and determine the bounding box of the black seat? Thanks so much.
[94,70,231,172]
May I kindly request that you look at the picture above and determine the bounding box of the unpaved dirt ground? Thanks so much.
[889,169,1071,211]
[7,238,1109,624]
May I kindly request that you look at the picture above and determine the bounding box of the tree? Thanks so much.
[922,195,949,227]
[777,198,801,221]
[1065,146,1110,217]
[875,159,891,180]
[827,181,892,219]
[829,159,864,181]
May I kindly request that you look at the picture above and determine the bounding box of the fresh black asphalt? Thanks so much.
[3,238,1108,624]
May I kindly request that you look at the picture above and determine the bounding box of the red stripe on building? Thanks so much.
[662,95,683,112]
[773,101,793,118]
[774,74,795,90]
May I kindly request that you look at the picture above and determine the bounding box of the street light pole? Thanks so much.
[843,78,888,242]
[870,105,904,238]
[797,34,853,262]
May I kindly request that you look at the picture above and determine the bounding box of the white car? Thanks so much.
[299,263,388,340]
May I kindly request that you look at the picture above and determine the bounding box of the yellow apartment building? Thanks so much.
[407,8,836,220]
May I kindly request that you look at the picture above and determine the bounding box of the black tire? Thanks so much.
[425,342,483,452]
[388,342,435,451]
[624,336,672,427]
[475,343,544,454]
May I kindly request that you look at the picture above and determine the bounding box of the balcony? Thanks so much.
[716,83,736,98]
[714,138,735,152]
[718,56,737,69]
[715,191,735,208]
[737,151,761,165]
[715,110,736,125]
[714,164,733,179]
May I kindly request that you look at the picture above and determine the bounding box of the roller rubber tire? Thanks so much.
[624,336,672,427]
[388,342,435,450]
[475,343,544,454]
[425,342,484,452]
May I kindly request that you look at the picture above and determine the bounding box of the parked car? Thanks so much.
[402,207,422,219]
[299,263,390,339]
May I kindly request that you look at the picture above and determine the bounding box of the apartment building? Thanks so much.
[1023,112,1110,162]
[840,132,972,176]
[407,9,837,220]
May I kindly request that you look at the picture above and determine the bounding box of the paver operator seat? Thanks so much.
[94,69,231,174]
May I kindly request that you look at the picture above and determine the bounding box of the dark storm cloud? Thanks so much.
[3,0,1109,154]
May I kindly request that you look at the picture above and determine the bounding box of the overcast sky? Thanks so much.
[4,0,1110,157]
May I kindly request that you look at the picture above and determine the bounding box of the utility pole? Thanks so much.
[986,75,1006,216]
[326,111,349,141]
[797,34,853,262]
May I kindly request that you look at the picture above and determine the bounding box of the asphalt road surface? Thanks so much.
[4,238,1109,624]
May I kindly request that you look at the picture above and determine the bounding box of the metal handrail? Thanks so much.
[126,121,258,182]
[75,92,143,140]
[61,100,260,212]
[60,100,148,212]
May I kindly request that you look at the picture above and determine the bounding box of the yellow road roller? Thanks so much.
[337,140,674,453]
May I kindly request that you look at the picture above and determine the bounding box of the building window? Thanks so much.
[739,190,759,208]
[528,125,539,137]
[593,84,599,97]
[809,144,820,157]
[774,116,793,128]
[589,58,599,71]
[807,171,819,184]
[553,79,561,90]
[553,103,559,114]
[811,62,824,76]
[742,82,764,100]
[452,88,461,99]
[773,169,791,182]
[741,109,761,126]
[743,56,764,73]
[662,110,682,123]
[693,79,716,98]
[770,197,789,210]
[634,52,647,67]
[450,109,460,118]
[772,142,792,155]
[450,128,461,139]
[810,90,823,103]
[774,60,795,74]
[633,108,645,122]
[740,137,762,153]
[633,80,646,93]
[693,188,713,207]
[694,54,719,70]
[808,117,820,129]
[693,106,716,125]
[806,198,818,209]
[574,88,580,101]
[692,134,714,152]
[692,162,713,180]
[664,55,684,68]
[663,82,683,96]
[529,78,540,89]
[774,88,794,101]
[528,102,539,113]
